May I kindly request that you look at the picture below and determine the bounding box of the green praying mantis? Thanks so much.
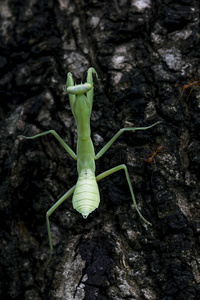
[19,67,161,265]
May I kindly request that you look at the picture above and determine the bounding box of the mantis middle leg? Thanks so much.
[96,165,151,225]
[95,122,161,160]
[19,130,77,160]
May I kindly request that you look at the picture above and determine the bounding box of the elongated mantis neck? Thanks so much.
[74,94,92,141]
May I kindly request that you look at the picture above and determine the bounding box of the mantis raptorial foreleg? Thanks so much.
[19,67,161,266]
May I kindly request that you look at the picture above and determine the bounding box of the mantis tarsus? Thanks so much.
[19,67,161,265]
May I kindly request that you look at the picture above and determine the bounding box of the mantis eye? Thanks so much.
[67,83,92,95]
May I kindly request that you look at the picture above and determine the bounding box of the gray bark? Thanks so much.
[0,0,200,299]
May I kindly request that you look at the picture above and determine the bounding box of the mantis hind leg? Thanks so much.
[96,165,151,225]
[44,185,76,268]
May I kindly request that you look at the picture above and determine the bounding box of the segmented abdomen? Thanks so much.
[72,170,100,218]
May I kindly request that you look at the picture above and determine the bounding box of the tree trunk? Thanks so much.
[0,1,200,299]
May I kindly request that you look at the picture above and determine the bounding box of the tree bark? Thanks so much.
[0,0,200,299]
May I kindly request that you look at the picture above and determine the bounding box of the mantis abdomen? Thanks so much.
[72,170,100,218]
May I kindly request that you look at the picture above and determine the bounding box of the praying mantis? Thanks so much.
[19,67,161,264]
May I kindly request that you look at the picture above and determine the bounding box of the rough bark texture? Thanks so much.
[0,1,200,299]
